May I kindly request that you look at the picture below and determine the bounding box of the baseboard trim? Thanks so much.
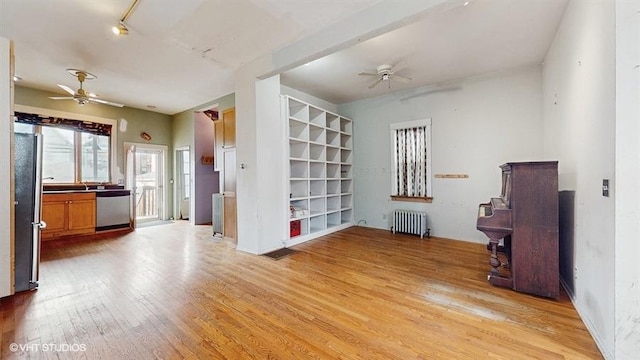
[560,277,612,359]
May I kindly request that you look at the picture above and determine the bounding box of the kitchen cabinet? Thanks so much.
[42,192,96,240]
[214,108,235,171]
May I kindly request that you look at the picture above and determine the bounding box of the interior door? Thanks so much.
[175,148,190,220]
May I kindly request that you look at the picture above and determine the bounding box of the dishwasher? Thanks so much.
[96,190,131,231]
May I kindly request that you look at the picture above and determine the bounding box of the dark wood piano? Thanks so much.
[477,161,559,298]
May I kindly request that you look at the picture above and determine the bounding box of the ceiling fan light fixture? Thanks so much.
[112,22,129,36]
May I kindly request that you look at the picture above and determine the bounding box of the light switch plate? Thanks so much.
[602,179,609,197]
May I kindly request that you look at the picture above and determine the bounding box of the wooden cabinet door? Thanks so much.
[68,199,96,231]
[42,200,67,239]
[214,120,223,171]
[222,108,235,148]
[223,149,236,242]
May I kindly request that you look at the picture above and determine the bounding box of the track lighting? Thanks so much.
[112,22,129,36]
[112,0,139,36]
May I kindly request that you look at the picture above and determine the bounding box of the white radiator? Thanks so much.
[392,210,430,239]
[212,193,224,235]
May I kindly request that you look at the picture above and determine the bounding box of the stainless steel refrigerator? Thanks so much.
[14,132,45,292]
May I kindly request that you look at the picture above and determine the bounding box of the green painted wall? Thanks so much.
[171,92,235,220]
[15,85,174,217]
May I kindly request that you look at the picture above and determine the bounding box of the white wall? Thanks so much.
[281,85,338,113]
[234,0,450,254]
[338,66,543,242]
[193,112,219,224]
[542,0,615,357]
[235,74,286,254]
[614,1,640,358]
[0,37,13,297]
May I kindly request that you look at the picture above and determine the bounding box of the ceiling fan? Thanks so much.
[358,63,412,89]
[49,69,124,108]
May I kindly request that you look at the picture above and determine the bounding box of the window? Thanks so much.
[182,151,190,199]
[390,119,432,201]
[40,128,111,183]
[15,112,112,184]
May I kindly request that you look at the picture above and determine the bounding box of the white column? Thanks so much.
[615,1,640,357]
[0,36,14,297]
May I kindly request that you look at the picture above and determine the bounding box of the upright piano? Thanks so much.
[477,161,559,298]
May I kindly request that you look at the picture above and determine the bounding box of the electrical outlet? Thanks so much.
[382,214,387,220]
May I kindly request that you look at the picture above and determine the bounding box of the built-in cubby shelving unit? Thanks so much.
[284,96,354,246]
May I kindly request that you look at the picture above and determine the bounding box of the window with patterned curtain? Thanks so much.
[391,119,432,200]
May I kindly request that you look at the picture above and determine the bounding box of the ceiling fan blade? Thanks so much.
[358,72,378,77]
[57,84,76,95]
[393,74,412,83]
[89,97,124,108]
[49,96,74,100]
[390,61,408,74]
[368,78,383,89]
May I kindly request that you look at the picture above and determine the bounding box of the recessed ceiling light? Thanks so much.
[13,75,22,82]
[464,1,471,6]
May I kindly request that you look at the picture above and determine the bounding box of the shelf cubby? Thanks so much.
[309,198,325,216]
[310,180,325,197]
[340,133,352,149]
[327,211,341,227]
[326,195,340,212]
[340,164,352,178]
[341,179,353,194]
[289,119,308,141]
[284,95,354,244]
[326,180,340,195]
[326,164,340,179]
[309,162,325,179]
[309,124,325,144]
[290,218,309,237]
[290,160,308,179]
[290,180,308,198]
[289,198,309,218]
[309,143,325,162]
[326,147,340,163]
[326,130,340,147]
[341,194,352,209]
[340,149,352,164]
[310,215,326,233]
[289,139,308,159]
[326,113,340,131]
[289,98,308,121]
[341,209,353,224]
[309,106,325,127]
[340,117,352,133]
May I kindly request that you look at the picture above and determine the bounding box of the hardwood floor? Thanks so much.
[1,223,601,359]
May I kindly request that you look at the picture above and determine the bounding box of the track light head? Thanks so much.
[112,22,129,36]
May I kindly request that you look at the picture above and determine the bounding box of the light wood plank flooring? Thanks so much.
[1,223,602,359]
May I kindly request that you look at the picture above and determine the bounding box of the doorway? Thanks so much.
[175,146,191,220]
[125,143,168,225]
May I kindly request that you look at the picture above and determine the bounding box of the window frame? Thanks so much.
[14,104,118,184]
[389,118,433,202]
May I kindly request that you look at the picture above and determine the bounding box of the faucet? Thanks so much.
[81,182,89,190]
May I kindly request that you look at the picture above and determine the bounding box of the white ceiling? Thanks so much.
[282,0,569,104]
[1,0,568,114]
